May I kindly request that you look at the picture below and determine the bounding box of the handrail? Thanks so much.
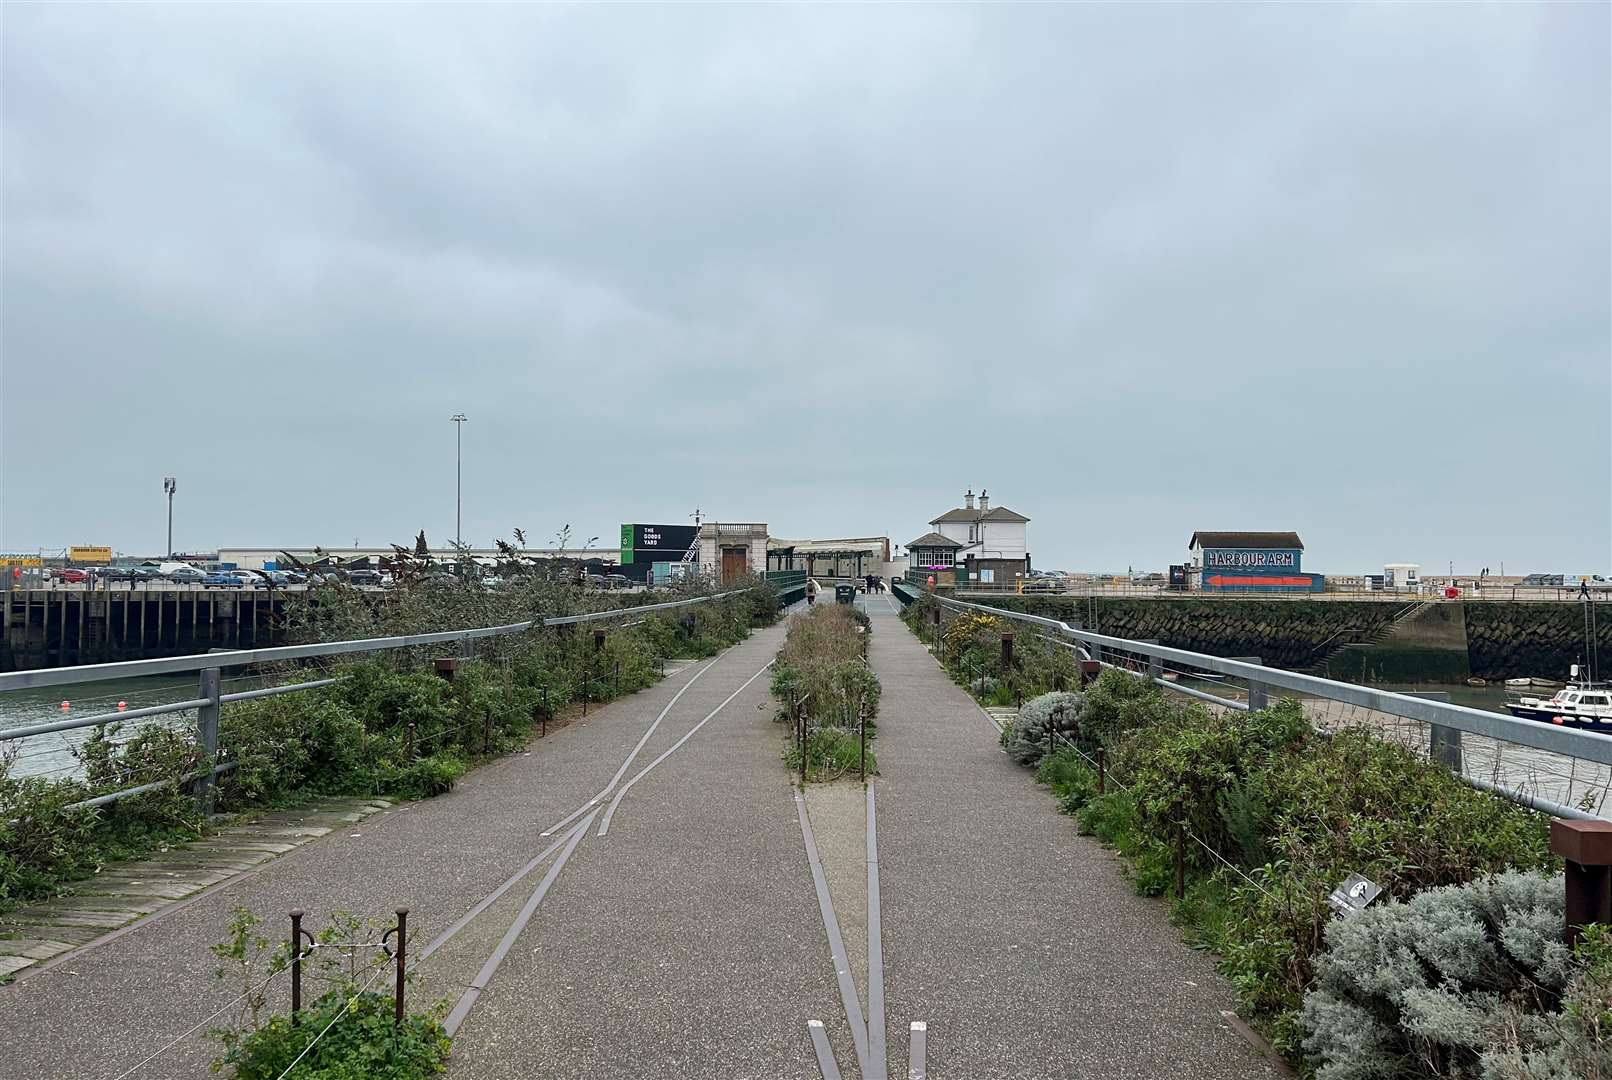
[0,590,745,692]
[929,593,1612,767]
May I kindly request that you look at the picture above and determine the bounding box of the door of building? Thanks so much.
[721,547,747,583]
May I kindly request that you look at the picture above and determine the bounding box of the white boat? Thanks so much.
[1506,684,1612,731]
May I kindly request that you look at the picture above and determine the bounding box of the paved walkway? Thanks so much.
[0,601,1282,1079]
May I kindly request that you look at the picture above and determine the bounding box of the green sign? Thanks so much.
[620,525,633,564]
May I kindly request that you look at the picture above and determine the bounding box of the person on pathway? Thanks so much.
[805,577,819,605]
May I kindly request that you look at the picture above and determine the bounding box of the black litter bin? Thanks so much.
[834,584,856,605]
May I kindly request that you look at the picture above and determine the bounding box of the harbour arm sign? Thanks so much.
[1203,548,1300,570]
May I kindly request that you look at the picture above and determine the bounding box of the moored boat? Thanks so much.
[1505,684,1612,731]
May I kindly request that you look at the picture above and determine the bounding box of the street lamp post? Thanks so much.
[450,414,468,549]
[163,477,177,557]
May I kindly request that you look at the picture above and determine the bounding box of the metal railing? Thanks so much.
[949,582,1608,603]
[0,590,748,812]
[908,588,1612,822]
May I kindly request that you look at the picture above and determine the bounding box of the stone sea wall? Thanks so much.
[969,595,1610,682]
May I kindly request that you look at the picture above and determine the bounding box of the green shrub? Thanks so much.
[995,660,1559,1063]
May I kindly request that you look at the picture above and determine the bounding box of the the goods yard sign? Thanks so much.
[69,546,113,564]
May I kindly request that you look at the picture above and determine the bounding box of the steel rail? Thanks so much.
[931,593,1612,767]
[0,591,746,692]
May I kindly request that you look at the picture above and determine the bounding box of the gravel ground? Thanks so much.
[0,653,764,1080]
[864,595,1285,1080]
[446,617,854,1080]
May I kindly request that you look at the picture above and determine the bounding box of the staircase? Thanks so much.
[1309,601,1436,676]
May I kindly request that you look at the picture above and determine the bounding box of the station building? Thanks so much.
[1188,531,1324,593]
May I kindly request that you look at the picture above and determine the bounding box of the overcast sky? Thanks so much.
[3,4,1607,574]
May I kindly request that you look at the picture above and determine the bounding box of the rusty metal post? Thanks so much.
[393,907,408,1025]
[614,660,621,696]
[433,657,459,681]
[404,722,415,761]
[482,708,492,755]
[1552,819,1612,946]
[593,628,606,652]
[1174,811,1186,901]
[289,909,305,1025]
[1000,632,1014,673]
[1097,747,1106,795]
[859,702,867,784]
[542,687,549,737]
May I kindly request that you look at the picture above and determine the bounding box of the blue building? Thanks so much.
[1188,531,1324,593]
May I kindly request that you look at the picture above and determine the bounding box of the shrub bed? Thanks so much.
[901,593,1079,707]
[1018,668,1567,1067]
[773,604,880,781]
[0,581,777,916]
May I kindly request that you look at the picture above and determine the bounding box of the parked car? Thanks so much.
[585,573,609,589]
[347,569,383,586]
[51,568,90,584]
[202,571,250,588]
[605,574,630,590]
[1022,577,1061,593]
[166,566,207,583]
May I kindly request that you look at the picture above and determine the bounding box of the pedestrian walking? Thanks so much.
[805,578,820,606]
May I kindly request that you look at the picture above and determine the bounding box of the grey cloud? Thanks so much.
[2,3,1607,573]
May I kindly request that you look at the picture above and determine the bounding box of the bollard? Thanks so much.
[1078,660,1101,687]
[1551,819,1612,947]
[393,908,409,1025]
[1097,747,1106,795]
[1000,632,1014,673]
[593,629,606,653]
[433,658,460,682]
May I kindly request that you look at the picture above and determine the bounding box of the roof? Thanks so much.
[907,532,963,549]
[1188,531,1304,550]
[928,506,1031,525]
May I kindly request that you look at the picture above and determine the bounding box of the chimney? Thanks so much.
[964,489,975,511]
[979,489,990,512]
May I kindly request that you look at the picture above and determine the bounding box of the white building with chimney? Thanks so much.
[906,489,1031,585]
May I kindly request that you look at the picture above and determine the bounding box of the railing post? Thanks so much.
[1097,747,1106,795]
[1140,639,1162,679]
[1406,691,1461,770]
[197,666,221,815]
[1233,656,1266,711]
[482,708,492,755]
